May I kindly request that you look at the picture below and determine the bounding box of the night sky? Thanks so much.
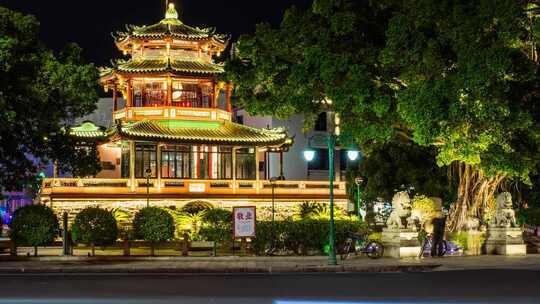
[0,0,312,66]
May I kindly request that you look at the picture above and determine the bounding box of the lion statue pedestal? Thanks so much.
[381,191,421,258]
[485,192,526,256]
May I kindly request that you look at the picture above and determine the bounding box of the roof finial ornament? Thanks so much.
[165,1,179,19]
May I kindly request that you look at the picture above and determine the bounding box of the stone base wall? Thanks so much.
[381,228,421,258]
[47,198,350,224]
[485,227,526,256]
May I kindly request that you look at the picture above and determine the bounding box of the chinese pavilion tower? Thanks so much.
[97,2,291,186]
[39,2,348,218]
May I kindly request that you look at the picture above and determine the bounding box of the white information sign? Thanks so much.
[233,207,256,238]
[188,183,206,193]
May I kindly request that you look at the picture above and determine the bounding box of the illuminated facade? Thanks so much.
[39,3,348,217]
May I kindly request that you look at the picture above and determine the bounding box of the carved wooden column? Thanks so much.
[167,76,172,106]
[126,79,133,107]
[129,140,136,192]
[232,147,237,194]
[112,85,118,112]
[213,82,219,109]
[156,144,162,191]
[255,147,260,193]
[279,151,284,179]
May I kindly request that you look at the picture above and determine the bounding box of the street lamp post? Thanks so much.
[270,176,278,223]
[303,133,359,266]
[355,177,364,220]
[327,134,337,266]
[145,168,152,207]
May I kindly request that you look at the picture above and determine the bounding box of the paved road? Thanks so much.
[0,270,537,303]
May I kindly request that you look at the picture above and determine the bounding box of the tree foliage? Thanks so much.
[0,7,100,193]
[357,142,452,203]
[227,0,540,230]
[381,0,540,179]
[71,207,118,253]
[9,204,59,255]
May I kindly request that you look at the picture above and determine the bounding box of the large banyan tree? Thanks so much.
[226,0,540,231]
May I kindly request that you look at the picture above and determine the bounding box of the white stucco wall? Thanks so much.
[269,115,309,180]
[236,110,312,180]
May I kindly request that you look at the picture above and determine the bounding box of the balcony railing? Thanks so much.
[40,178,347,199]
[113,106,232,121]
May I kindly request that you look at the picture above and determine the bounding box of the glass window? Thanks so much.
[161,145,191,179]
[172,82,200,107]
[314,112,327,131]
[156,145,235,180]
[201,84,212,108]
[216,147,232,179]
[132,80,143,107]
[217,89,227,110]
[308,148,329,170]
[236,115,244,125]
[135,144,157,178]
[121,143,130,178]
[144,81,166,106]
[236,148,256,180]
[132,80,165,107]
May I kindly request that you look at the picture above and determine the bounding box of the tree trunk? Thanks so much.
[150,242,155,256]
[91,243,95,257]
[34,245,38,257]
[447,162,505,232]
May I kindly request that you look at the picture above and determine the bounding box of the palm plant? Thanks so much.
[165,208,207,240]
[112,208,132,240]
[295,202,348,220]
[295,202,322,220]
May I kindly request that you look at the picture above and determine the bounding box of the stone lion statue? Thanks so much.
[491,192,517,228]
[386,191,416,230]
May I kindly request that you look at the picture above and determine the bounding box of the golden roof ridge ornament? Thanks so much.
[165,2,179,20]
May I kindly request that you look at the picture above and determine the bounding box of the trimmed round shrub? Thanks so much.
[133,207,174,255]
[199,209,233,246]
[9,204,59,256]
[71,207,118,255]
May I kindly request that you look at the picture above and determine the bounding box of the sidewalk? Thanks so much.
[0,254,539,274]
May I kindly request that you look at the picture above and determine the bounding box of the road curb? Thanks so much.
[0,264,440,274]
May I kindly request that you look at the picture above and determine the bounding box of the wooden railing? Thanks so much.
[41,178,347,198]
[113,106,231,121]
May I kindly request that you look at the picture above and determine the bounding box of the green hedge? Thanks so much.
[199,219,367,255]
[251,220,367,256]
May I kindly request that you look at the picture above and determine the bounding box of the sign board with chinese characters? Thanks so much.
[188,183,206,193]
[233,207,256,238]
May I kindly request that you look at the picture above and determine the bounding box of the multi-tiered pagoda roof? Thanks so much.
[79,3,291,150]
